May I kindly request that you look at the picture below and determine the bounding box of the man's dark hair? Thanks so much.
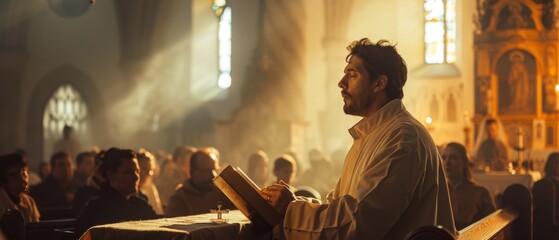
[190,151,204,173]
[0,153,27,184]
[50,151,71,167]
[274,155,295,172]
[346,38,407,100]
[485,118,498,126]
[445,142,473,182]
[76,151,95,166]
[99,148,136,179]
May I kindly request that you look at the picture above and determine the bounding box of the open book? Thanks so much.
[213,165,282,232]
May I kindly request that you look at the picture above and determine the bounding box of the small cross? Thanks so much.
[210,202,229,223]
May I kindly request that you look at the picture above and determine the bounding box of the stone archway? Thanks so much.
[26,65,104,167]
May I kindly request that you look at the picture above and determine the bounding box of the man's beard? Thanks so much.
[343,94,373,116]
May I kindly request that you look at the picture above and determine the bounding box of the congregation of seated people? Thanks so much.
[3,139,559,239]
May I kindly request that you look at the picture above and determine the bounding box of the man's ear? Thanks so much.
[374,75,388,92]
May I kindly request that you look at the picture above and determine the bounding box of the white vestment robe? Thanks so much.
[281,100,456,239]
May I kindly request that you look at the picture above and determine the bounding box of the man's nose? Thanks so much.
[338,76,346,89]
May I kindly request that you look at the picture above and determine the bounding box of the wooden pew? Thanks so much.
[532,178,559,239]
[405,184,532,240]
[25,218,75,240]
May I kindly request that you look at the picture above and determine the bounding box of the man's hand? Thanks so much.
[260,180,296,215]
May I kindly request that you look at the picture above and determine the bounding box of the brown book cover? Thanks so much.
[213,165,282,232]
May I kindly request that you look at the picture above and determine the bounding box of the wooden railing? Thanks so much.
[405,184,532,240]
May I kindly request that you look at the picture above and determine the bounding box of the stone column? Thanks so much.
[320,0,355,153]
[261,0,307,161]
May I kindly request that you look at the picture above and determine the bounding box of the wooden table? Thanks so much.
[80,210,255,240]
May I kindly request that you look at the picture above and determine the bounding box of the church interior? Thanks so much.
[0,0,485,170]
[2,0,559,239]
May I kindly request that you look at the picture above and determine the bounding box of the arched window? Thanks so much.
[424,0,456,64]
[43,84,88,157]
[213,0,231,89]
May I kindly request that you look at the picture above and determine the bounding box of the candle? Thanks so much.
[518,127,524,149]
[555,84,559,111]
[486,90,493,114]
[426,116,433,125]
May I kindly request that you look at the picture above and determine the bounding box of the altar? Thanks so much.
[79,210,257,240]
[472,171,541,201]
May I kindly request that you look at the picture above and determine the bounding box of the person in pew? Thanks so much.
[246,150,270,188]
[261,38,456,239]
[532,152,559,240]
[37,161,51,181]
[0,153,40,222]
[137,150,164,215]
[75,148,156,237]
[272,155,297,187]
[165,148,234,217]
[72,150,106,215]
[30,151,82,216]
[74,151,96,186]
[442,142,495,230]
[13,149,41,186]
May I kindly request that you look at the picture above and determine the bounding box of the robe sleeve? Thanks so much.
[475,187,496,222]
[282,128,423,239]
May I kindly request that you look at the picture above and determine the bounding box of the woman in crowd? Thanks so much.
[442,142,495,230]
[76,148,156,237]
[137,150,164,215]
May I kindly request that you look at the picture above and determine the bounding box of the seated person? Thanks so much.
[442,142,495,230]
[246,150,270,188]
[73,150,106,215]
[532,152,559,240]
[0,153,40,222]
[74,151,96,186]
[30,151,82,215]
[299,148,338,198]
[154,158,177,208]
[75,148,157,237]
[273,155,297,186]
[137,150,164,215]
[165,147,234,217]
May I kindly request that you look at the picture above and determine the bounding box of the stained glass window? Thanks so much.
[424,0,456,64]
[213,0,231,89]
[43,85,88,147]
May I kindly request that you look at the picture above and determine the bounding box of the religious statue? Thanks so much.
[506,3,528,28]
[507,51,530,110]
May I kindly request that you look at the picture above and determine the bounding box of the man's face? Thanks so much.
[6,166,29,196]
[52,156,73,182]
[78,156,95,176]
[274,165,295,185]
[485,123,498,139]
[338,56,376,116]
[191,154,219,192]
